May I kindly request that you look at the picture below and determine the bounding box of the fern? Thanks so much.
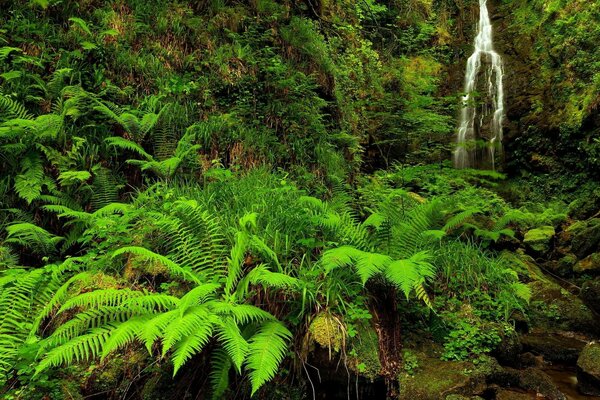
[245,321,292,396]
[14,152,44,204]
[5,222,63,254]
[0,94,33,120]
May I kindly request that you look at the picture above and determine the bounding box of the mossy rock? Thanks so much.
[577,343,600,396]
[495,389,534,400]
[580,278,600,314]
[570,219,600,259]
[523,226,555,255]
[520,332,586,364]
[527,280,599,335]
[574,253,600,275]
[555,253,577,275]
[398,356,487,400]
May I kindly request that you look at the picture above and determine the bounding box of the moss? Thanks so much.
[523,226,555,254]
[528,279,598,335]
[348,322,381,380]
[574,253,600,274]
[398,356,486,400]
[577,343,600,377]
[309,312,344,353]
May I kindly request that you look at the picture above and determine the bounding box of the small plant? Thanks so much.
[441,321,502,362]
[402,350,419,375]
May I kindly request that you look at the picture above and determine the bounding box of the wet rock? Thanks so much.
[577,342,600,396]
[580,278,600,314]
[523,226,555,255]
[490,366,566,400]
[574,253,600,275]
[528,279,599,335]
[521,332,587,364]
[518,368,566,400]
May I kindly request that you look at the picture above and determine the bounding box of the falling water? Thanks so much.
[454,0,505,170]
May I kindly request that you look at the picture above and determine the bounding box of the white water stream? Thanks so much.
[453,0,505,169]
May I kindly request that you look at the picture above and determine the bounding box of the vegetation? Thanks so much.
[0,0,598,399]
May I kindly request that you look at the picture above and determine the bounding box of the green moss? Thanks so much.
[578,343,600,377]
[398,356,486,400]
[523,226,555,254]
[347,322,381,380]
[309,312,344,353]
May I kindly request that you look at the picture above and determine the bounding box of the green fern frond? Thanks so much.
[105,136,152,160]
[215,317,248,373]
[245,321,291,396]
[6,222,63,254]
[0,94,33,120]
[57,289,143,314]
[36,328,111,374]
[210,349,233,400]
[172,323,214,376]
[14,152,44,204]
[443,208,480,233]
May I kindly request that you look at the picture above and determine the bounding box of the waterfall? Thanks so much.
[454,0,505,170]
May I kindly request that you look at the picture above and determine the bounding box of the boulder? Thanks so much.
[577,342,600,396]
[523,226,555,255]
[574,253,600,275]
[492,329,522,367]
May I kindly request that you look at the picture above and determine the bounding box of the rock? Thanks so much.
[494,388,532,400]
[528,279,599,335]
[523,226,555,255]
[518,368,566,400]
[398,357,487,400]
[568,192,600,220]
[574,253,600,274]
[521,332,587,364]
[577,342,600,396]
[492,329,522,367]
[519,352,545,368]
[580,278,600,314]
[570,219,600,259]
[489,366,566,400]
[553,253,577,276]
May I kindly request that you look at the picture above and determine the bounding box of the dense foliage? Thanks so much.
[0,0,598,399]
